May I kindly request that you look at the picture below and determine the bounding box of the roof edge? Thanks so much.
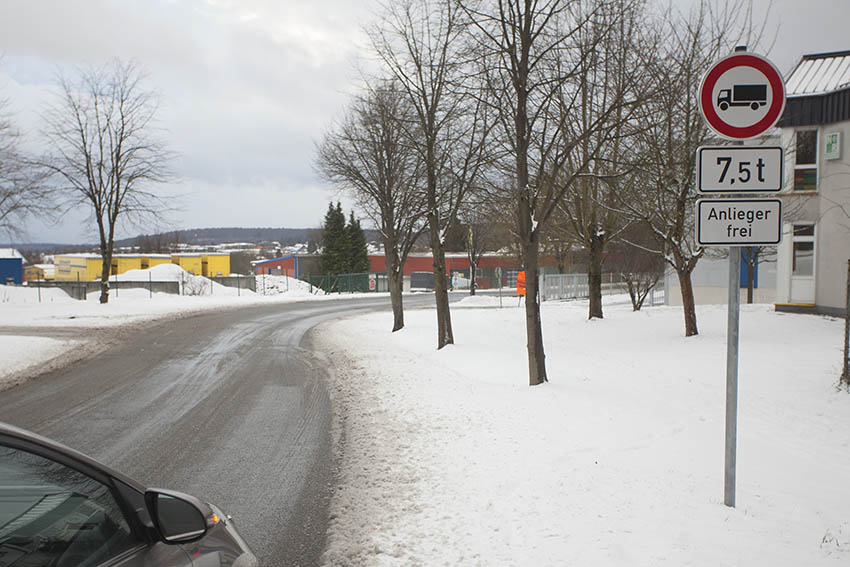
[802,49,850,60]
[786,82,850,99]
[254,255,296,265]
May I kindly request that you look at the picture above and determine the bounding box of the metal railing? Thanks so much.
[540,273,589,301]
[307,272,388,294]
[539,272,629,302]
[649,286,666,306]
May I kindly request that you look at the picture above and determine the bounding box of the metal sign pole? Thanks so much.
[842,259,850,388]
[725,245,741,507]
[698,45,786,509]
[723,84,747,506]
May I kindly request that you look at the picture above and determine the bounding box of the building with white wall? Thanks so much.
[664,253,777,307]
[775,50,850,316]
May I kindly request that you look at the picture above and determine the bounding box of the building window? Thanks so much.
[794,130,818,191]
[791,224,815,276]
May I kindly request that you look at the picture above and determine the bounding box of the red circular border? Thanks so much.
[699,53,786,139]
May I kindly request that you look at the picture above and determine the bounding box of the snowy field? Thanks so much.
[0,268,323,330]
[3,270,848,564]
[315,296,850,566]
[0,267,351,389]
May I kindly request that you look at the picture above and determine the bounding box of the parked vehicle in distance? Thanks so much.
[0,421,257,566]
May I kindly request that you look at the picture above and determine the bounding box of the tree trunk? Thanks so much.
[556,246,566,274]
[385,237,405,332]
[677,268,699,337]
[588,230,604,319]
[745,247,755,304]
[99,249,111,304]
[522,239,547,385]
[626,280,638,311]
[513,24,546,386]
[429,213,453,349]
[469,259,477,296]
[389,267,405,332]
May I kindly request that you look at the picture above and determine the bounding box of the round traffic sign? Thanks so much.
[698,52,785,140]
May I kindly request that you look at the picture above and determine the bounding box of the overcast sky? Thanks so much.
[1,0,849,244]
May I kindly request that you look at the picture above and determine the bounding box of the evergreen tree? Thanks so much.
[320,202,347,274]
[346,211,370,273]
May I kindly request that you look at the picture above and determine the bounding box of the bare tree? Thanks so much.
[462,0,641,385]
[740,245,778,304]
[40,60,175,303]
[461,205,497,295]
[620,0,763,336]
[0,94,52,238]
[43,60,173,303]
[607,225,664,311]
[316,79,426,331]
[371,0,492,349]
[539,206,577,274]
[560,0,646,320]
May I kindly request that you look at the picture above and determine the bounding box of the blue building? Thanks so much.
[0,249,24,285]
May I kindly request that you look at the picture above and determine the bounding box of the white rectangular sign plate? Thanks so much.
[697,146,783,193]
[696,198,782,246]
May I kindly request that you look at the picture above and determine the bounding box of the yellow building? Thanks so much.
[54,254,102,281]
[202,253,230,277]
[24,264,54,281]
[142,254,172,269]
[52,252,230,280]
[172,253,203,275]
[112,254,143,275]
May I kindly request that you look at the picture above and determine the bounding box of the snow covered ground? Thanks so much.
[314,296,850,566]
[3,269,849,564]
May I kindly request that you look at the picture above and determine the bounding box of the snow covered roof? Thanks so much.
[786,50,850,96]
[253,255,296,265]
[0,248,24,259]
[55,253,101,259]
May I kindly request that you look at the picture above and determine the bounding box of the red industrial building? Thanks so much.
[367,253,522,276]
[253,255,320,278]
[255,252,562,289]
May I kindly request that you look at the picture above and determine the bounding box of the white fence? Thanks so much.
[649,286,666,306]
[540,273,589,301]
[539,273,633,302]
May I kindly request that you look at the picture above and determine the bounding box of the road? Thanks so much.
[0,294,439,566]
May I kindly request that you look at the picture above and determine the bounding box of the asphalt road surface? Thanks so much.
[0,294,440,566]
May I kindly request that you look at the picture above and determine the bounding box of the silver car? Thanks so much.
[0,421,257,566]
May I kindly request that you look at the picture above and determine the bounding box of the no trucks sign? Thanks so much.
[698,52,786,140]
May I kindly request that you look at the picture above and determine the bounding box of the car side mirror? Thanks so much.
[145,488,210,544]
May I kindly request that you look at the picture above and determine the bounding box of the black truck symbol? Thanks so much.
[717,84,767,111]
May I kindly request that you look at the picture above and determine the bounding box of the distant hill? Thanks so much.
[10,226,381,254]
[116,227,314,247]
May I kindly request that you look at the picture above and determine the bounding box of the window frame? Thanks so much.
[0,434,155,551]
[793,128,819,192]
[791,223,816,277]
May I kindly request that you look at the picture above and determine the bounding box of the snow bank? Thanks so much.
[0,285,75,304]
[0,336,73,376]
[113,264,252,297]
[0,272,389,389]
[254,274,317,297]
[116,263,188,281]
[316,300,850,566]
